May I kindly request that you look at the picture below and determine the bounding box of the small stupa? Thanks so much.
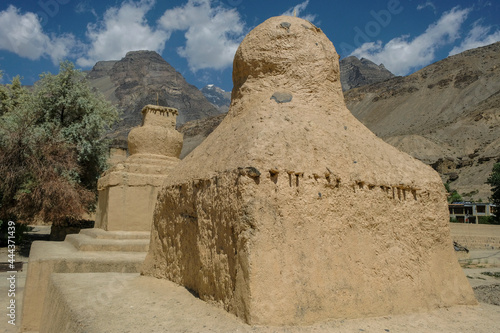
[141,16,476,325]
[96,104,182,231]
[21,104,183,332]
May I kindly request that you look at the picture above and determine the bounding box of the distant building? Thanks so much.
[449,202,497,223]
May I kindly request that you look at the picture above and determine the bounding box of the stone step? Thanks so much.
[20,240,148,333]
[65,233,149,252]
[79,228,150,240]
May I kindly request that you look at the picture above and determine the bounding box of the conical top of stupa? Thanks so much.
[167,16,437,191]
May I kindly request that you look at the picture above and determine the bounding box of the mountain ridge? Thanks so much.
[339,56,395,91]
[86,50,221,146]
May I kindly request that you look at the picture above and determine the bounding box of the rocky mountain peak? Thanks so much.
[340,56,395,91]
[87,50,220,147]
[124,50,163,58]
[200,84,231,113]
[86,60,117,80]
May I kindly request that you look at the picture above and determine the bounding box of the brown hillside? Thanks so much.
[345,42,500,201]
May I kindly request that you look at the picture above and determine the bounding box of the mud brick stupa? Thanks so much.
[141,16,477,325]
[20,104,182,332]
[96,104,183,231]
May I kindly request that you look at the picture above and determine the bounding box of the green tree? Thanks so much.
[0,71,8,114]
[32,61,119,190]
[0,63,118,225]
[487,162,500,224]
[448,191,463,203]
[0,74,26,116]
[444,182,463,203]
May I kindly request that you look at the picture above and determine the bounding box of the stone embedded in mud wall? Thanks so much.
[95,105,182,232]
[141,16,476,325]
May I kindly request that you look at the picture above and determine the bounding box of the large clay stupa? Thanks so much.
[142,16,476,325]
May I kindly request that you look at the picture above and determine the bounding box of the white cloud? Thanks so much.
[417,1,437,14]
[0,5,75,65]
[449,21,500,56]
[75,1,98,19]
[158,0,245,71]
[77,0,169,67]
[282,0,317,23]
[350,6,470,75]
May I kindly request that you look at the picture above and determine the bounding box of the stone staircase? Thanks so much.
[65,229,149,252]
[20,229,150,333]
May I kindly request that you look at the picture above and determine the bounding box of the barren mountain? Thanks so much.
[180,43,500,201]
[340,56,395,91]
[344,42,500,201]
[87,50,220,146]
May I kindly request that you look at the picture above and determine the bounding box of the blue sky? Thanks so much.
[0,0,499,91]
